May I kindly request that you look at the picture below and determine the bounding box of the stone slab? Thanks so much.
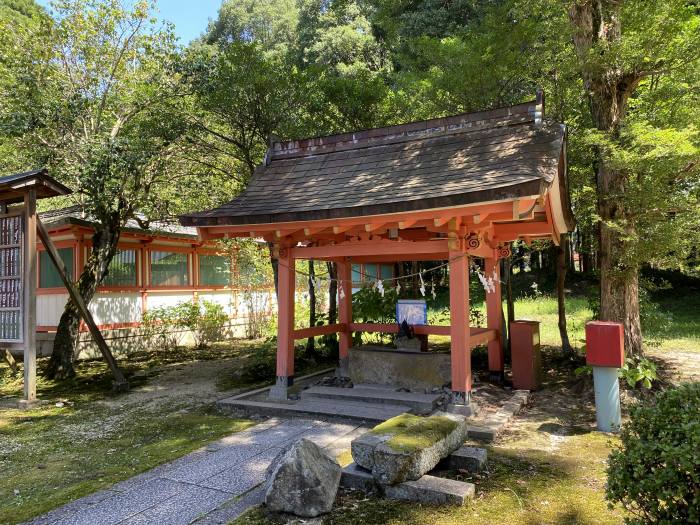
[300,385,440,413]
[118,485,232,525]
[191,485,266,525]
[218,398,411,423]
[384,475,475,505]
[340,463,377,492]
[51,478,189,525]
[440,446,487,473]
[352,412,469,485]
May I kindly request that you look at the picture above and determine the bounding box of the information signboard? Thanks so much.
[0,213,23,343]
[396,299,427,326]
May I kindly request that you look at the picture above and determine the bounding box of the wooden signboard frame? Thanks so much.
[0,191,37,401]
[1,169,126,404]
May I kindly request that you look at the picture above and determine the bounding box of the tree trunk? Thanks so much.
[322,261,338,352]
[268,242,279,296]
[306,260,316,355]
[598,162,643,355]
[46,214,122,379]
[557,234,574,354]
[569,0,644,356]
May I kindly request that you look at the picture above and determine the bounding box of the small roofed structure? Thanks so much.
[181,92,575,412]
[1,169,72,403]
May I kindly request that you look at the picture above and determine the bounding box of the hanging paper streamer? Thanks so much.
[376,279,385,297]
[339,283,346,300]
[395,281,401,294]
[419,271,426,297]
[431,280,436,300]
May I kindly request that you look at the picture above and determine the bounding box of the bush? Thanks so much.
[141,300,228,350]
[606,382,700,524]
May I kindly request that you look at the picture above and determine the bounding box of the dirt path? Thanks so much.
[648,349,700,385]
[98,357,243,412]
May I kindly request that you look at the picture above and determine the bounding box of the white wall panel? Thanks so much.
[198,291,234,315]
[147,292,195,311]
[37,294,69,326]
[88,293,141,325]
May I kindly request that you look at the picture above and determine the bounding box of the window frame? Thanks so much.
[147,248,191,288]
[37,243,76,290]
[197,252,231,288]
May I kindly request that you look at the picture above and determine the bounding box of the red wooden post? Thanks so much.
[271,245,295,399]
[449,245,472,406]
[336,258,352,377]
[485,252,504,378]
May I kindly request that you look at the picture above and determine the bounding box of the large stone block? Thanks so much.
[384,475,475,505]
[351,412,469,485]
[348,346,451,390]
[265,438,341,517]
[439,446,487,473]
[339,463,377,492]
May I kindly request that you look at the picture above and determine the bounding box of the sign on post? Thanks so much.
[0,212,23,343]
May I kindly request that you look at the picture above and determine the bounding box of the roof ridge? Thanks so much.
[268,99,539,162]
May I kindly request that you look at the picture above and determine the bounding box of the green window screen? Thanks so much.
[352,264,362,285]
[103,249,137,287]
[199,255,230,286]
[150,251,188,286]
[364,264,377,281]
[39,247,74,288]
[380,264,393,280]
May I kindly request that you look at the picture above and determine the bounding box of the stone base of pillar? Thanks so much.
[269,375,294,400]
[335,357,350,379]
[446,391,479,417]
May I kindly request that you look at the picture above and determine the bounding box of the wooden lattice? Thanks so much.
[0,213,23,342]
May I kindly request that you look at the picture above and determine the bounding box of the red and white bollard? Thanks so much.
[585,321,624,433]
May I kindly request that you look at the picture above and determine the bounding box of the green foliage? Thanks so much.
[606,383,700,524]
[141,300,228,349]
[618,357,657,390]
[352,285,399,325]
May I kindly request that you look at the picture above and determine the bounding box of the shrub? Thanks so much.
[606,382,700,524]
[141,300,228,350]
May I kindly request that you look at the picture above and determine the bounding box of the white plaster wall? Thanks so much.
[88,293,141,325]
[37,294,69,326]
[147,292,195,310]
[198,291,235,315]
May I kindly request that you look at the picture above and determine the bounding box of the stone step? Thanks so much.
[301,385,440,413]
[384,474,475,506]
[217,397,411,424]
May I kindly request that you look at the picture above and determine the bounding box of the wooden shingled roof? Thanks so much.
[0,169,71,204]
[181,97,570,227]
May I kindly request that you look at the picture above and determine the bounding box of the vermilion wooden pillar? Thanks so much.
[449,245,472,406]
[270,245,295,399]
[336,258,352,377]
[485,252,504,379]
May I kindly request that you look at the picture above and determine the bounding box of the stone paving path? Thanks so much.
[24,418,367,525]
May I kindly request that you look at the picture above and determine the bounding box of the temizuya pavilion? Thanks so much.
[181,93,574,413]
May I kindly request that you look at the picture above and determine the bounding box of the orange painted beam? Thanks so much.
[492,221,553,241]
[293,323,347,339]
[348,323,496,348]
[200,201,518,237]
[337,259,353,361]
[276,247,295,380]
[291,239,450,260]
[449,247,471,395]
